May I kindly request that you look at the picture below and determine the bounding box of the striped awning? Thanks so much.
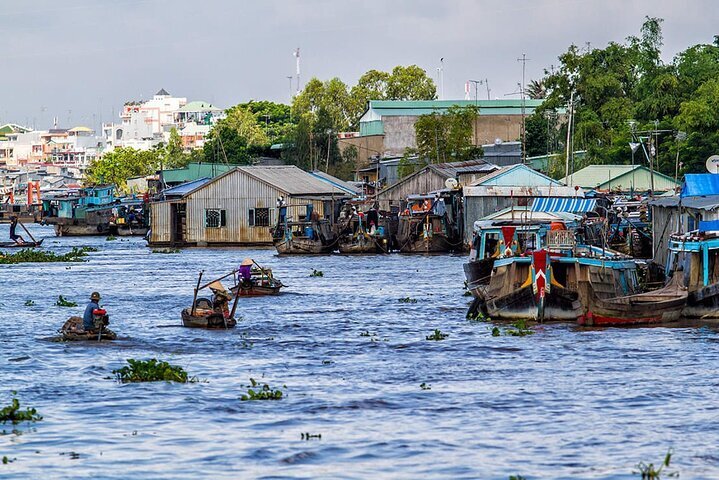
[530,197,597,213]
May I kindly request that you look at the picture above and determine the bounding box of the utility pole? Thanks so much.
[469,79,482,146]
[293,48,301,95]
[286,76,293,102]
[517,53,530,163]
[565,90,574,183]
[439,58,444,100]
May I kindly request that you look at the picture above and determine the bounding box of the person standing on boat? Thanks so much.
[83,292,102,332]
[9,216,25,244]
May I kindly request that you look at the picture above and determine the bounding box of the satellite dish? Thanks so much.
[706,155,719,174]
[445,178,459,189]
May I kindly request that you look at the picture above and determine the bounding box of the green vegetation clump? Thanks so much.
[426,329,449,341]
[113,359,195,383]
[55,296,77,307]
[152,248,181,254]
[636,449,678,479]
[398,297,417,303]
[0,247,92,264]
[490,320,534,337]
[106,235,117,241]
[240,378,283,401]
[24,300,35,307]
[0,393,42,425]
[420,382,431,390]
[467,310,489,322]
[309,269,324,277]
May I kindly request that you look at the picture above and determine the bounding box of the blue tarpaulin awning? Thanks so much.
[699,220,719,232]
[530,197,596,213]
[681,174,719,198]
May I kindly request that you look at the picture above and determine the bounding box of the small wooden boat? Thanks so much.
[0,239,44,248]
[578,274,688,327]
[230,277,282,297]
[58,316,117,341]
[181,307,237,329]
[182,271,240,329]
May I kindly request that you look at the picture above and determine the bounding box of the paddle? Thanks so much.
[191,270,204,317]
[18,220,38,244]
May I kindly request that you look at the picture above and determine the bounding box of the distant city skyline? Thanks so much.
[0,0,716,131]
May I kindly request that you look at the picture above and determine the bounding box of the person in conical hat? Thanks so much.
[239,258,253,281]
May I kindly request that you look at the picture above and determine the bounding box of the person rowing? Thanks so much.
[9,216,26,245]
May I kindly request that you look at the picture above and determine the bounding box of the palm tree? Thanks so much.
[526,79,547,99]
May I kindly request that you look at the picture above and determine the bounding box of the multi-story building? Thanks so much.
[103,90,223,152]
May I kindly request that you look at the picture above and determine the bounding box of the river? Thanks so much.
[0,223,717,479]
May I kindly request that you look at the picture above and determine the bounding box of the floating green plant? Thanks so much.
[106,235,117,241]
[636,449,678,479]
[301,432,321,440]
[152,248,181,254]
[467,310,489,322]
[505,319,534,336]
[0,393,42,425]
[509,476,526,480]
[420,382,431,390]
[24,300,35,307]
[309,269,324,277]
[462,290,473,297]
[491,326,501,337]
[113,359,196,383]
[2,456,14,464]
[240,378,283,401]
[359,330,376,337]
[398,297,418,303]
[55,296,77,307]
[0,247,92,264]
[426,329,449,341]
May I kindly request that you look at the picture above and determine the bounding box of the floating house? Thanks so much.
[148,166,353,246]
[562,165,680,193]
[650,173,719,266]
[374,159,499,211]
[463,164,584,245]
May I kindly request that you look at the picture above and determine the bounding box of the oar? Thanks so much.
[191,270,204,316]
[18,221,38,244]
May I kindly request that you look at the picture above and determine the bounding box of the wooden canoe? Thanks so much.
[0,239,44,248]
[181,307,236,329]
[578,274,688,327]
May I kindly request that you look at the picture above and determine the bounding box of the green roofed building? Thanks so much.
[562,164,680,193]
[348,99,552,161]
[161,163,234,187]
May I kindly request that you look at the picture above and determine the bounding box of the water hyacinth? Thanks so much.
[113,359,196,383]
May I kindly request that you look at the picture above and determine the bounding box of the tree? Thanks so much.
[164,127,190,168]
[238,100,294,144]
[292,77,352,131]
[414,106,482,163]
[85,147,161,190]
[385,65,437,101]
[203,105,269,164]
[526,79,547,99]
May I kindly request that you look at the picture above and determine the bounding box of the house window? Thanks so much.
[205,209,226,228]
[249,208,270,227]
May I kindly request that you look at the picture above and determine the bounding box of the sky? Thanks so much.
[0,0,716,131]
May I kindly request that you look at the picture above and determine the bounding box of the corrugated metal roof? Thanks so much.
[161,163,234,184]
[429,159,498,178]
[236,166,352,196]
[309,170,361,194]
[562,165,680,191]
[530,197,597,213]
[682,174,719,197]
[469,164,564,187]
[163,177,212,197]
[464,185,581,197]
[650,194,719,210]
[177,101,222,112]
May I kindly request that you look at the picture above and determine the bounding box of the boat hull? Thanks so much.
[0,239,44,248]
[683,283,719,319]
[181,308,237,329]
[230,284,282,297]
[398,235,454,253]
[485,284,582,321]
[577,276,687,327]
[273,237,334,254]
[54,223,110,236]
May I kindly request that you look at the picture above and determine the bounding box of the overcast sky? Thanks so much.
[0,0,716,131]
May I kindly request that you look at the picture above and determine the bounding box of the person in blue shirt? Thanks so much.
[83,292,101,331]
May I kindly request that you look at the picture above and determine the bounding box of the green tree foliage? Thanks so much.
[85,147,161,190]
[164,127,190,168]
[527,16,719,177]
[414,106,482,164]
[238,100,295,144]
[203,105,269,164]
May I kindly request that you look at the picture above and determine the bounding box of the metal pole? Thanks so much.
[565,90,574,182]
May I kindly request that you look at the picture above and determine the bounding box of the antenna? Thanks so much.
[439,58,444,100]
[293,48,301,94]
[517,53,530,163]
[286,75,293,102]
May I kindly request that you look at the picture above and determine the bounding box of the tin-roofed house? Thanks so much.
[148,166,353,246]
